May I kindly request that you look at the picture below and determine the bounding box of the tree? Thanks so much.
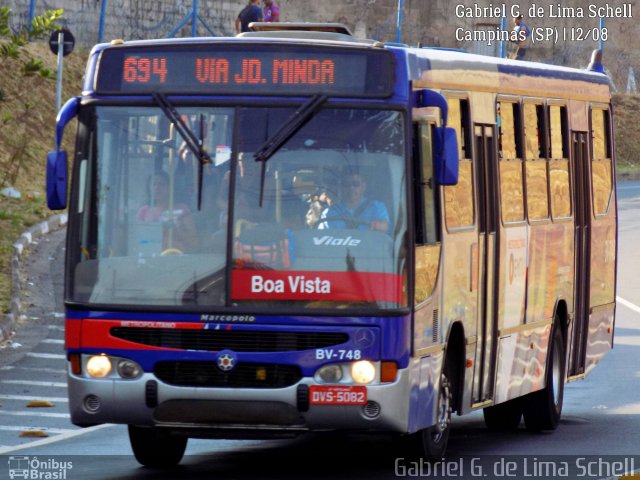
[0,7,63,186]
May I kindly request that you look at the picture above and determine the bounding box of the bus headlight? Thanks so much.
[117,359,142,379]
[316,364,343,383]
[351,360,376,384]
[86,355,112,378]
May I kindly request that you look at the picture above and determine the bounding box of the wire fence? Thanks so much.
[7,0,234,49]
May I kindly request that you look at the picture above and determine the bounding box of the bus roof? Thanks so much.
[398,45,611,102]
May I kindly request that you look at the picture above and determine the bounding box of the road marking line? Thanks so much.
[617,296,640,314]
[0,366,65,374]
[48,325,65,331]
[0,411,70,418]
[25,352,66,360]
[0,380,66,388]
[0,424,113,454]
[0,394,68,402]
[41,339,64,345]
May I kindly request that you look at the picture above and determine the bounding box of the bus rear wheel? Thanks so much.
[483,397,522,431]
[522,324,565,431]
[128,425,187,467]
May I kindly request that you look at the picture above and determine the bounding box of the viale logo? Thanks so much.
[312,235,361,246]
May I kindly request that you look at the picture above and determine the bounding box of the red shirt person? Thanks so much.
[263,0,280,22]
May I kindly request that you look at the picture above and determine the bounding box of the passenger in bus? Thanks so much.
[305,190,332,228]
[137,171,197,252]
[318,172,390,233]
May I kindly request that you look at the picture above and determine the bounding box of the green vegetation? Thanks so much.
[0,7,85,314]
[0,7,62,187]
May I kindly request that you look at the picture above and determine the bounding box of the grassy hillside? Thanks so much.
[0,43,639,316]
[0,42,86,315]
[613,93,640,177]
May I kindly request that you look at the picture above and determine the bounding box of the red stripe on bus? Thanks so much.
[67,320,204,350]
[231,270,404,303]
[65,319,82,349]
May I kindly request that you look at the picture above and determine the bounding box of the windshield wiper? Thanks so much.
[253,93,327,206]
[152,92,212,210]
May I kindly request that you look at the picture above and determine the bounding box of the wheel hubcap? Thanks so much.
[433,374,452,441]
[552,336,562,407]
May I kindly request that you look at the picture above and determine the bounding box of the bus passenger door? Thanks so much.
[570,131,591,376]
[472,124,500,402]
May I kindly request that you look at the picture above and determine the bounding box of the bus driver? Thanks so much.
[318,171,390,233]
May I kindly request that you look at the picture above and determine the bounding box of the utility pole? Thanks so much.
[396,0,404,43]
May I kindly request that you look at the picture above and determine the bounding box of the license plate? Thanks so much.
[309,385,367,405]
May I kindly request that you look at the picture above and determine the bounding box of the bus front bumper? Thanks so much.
[67,369,415,436]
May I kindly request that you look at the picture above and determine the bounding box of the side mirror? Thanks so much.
[432,127,459,186]
[46,96,79,211]
[46,150,68,210]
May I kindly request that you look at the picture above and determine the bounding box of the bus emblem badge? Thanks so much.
[216,350,237,372]
[353,329,375,348]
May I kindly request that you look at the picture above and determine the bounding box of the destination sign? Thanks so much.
[95,44,395,97]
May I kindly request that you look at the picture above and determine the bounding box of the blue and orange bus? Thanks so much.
[48,23,616,466]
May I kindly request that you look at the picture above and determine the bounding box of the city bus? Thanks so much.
[47,23,617,466]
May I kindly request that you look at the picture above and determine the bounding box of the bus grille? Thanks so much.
[154,361,302,388]
[111,327,348,352]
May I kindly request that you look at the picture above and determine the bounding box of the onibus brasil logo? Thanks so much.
[8,456,72,479]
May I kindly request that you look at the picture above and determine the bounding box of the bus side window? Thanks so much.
[414,123,439,246]
[524,101,549,221]
[497,100,525,223]
[413,122,441,304]
[548,104,571,219]
[591,107,613,216]
[443,97,474,230]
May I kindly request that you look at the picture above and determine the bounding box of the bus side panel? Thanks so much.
[584,213,615,373]
[493,224,574,403]
[525,223,554,325]
[498,226,527,331]
[589,220,616,307]
[494,323,552,403]
[439,228,479,410]
[409,352,445,433]
[439,231,478,341]
[494,223,526,404]
[584,304,615,375]
[525,222,575,323]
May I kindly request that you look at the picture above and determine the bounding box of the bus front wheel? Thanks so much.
[522,324,566,431]
[413,362,453,460]
[128,425,187,467]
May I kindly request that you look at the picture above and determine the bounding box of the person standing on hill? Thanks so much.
[263,0,280,23]
[510,15,531,60]
[235,0,263,33]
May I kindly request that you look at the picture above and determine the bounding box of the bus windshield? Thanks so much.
[69,105,407,311]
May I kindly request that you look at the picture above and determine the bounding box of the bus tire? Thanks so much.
[128,425,187,467]
[483,397,522,431]
[522,324,565,432]
[413,361,453,460]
